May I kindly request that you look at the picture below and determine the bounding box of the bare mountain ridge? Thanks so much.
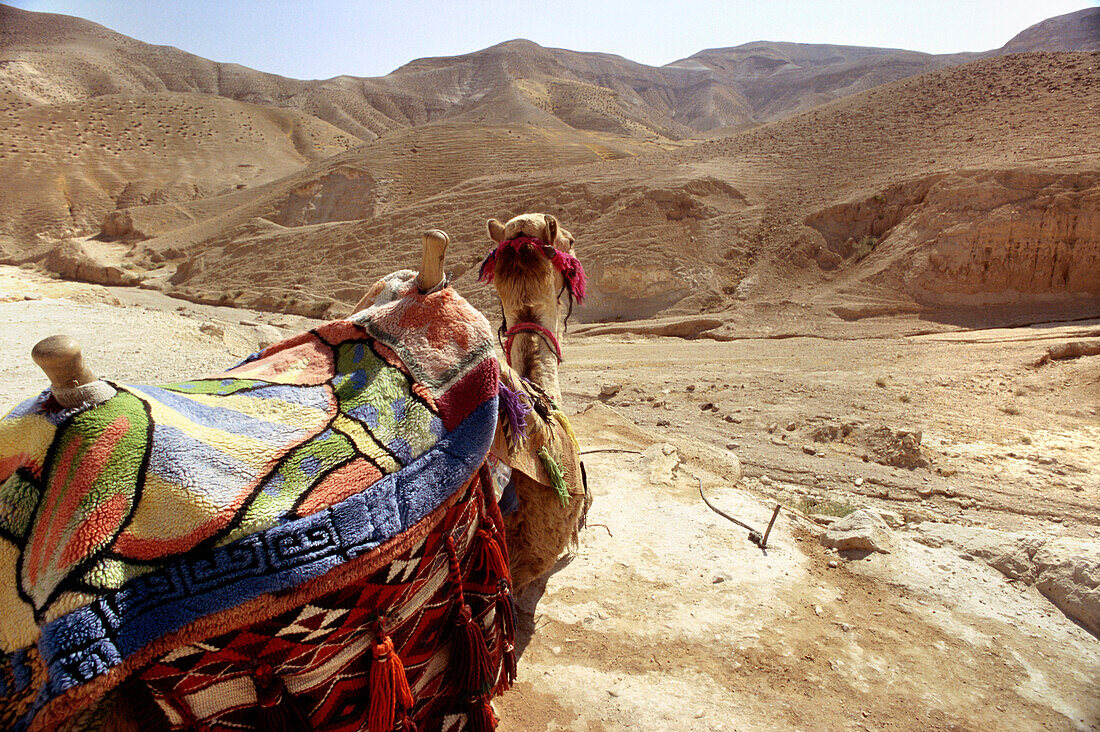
[3,4,1097,140]
[150,52,1099,325]
[0,6,1096,326]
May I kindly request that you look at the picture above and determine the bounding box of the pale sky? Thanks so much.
[8,0,1098,80]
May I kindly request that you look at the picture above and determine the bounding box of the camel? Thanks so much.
[0,233,515,731]
[478,213,590,593]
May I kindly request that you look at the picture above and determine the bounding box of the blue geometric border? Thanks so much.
[17,396,496,730]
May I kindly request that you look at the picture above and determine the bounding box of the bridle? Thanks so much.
[479,235,587,369]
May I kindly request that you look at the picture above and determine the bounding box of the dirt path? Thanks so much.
[1,270,1097,730]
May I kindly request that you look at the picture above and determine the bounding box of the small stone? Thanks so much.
[599,383,622,399]
[786,421,797,431]
[802,445,817,455]
[854,477,864,486]
[199,322,225,338]
[552,646,561,655]
[656,418,670,427]
[766,423,779,433]
[759,475,773,485]
[712,576,726,584]
[685,384,695,392]
[814,605,824,616]
[724,415,741,423]
[837,622,851,632]
[726,442,740,450]
[239,319,260,327]
[828,559,839,568]
[700,402,714,411]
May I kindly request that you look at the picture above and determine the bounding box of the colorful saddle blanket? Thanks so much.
[0,271,514,731]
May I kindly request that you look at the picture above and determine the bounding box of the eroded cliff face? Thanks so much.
[806,170,1100,310]
[270,168,378,227]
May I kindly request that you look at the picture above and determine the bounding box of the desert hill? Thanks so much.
[0,5,1097,326]
[152,51,1099,325]
[4,4,1096,139]
[0,92,358,255]
[998,7,1100,53]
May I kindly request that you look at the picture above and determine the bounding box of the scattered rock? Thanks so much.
[700,401,714,411]
[811,514,838,526]
[199,322,225,338]
[725,441,739,450]
[599,383,622,399]
[873,508,905,528]
[802,445,817,455]
[865,427,929,469]
[656,418,670,427]
[724,414,741,423]
[854,477,864,487]
[766,423,779,433]
[641,443,680,485]
[828,559,839,568]
[785,421,797,431]
[822,509,896,554]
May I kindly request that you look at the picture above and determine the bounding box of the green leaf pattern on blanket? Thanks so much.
[0,470,40,540]
[21,391,150,611]
[236,429,357,533]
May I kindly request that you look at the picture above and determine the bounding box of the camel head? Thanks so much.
[480,213,585,402]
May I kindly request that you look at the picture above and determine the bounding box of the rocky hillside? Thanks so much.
[3,4,1097,139]
[0,5,1097,326]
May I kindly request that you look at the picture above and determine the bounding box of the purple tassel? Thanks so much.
[498,383,531,448]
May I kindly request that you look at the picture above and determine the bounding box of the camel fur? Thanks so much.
[484,213,588,592]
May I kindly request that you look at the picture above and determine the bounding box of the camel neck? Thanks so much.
[507,330,562,404]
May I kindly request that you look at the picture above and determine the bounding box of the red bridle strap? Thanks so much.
[503,322,562,366]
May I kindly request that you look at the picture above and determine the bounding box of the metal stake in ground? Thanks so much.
[698,477,781,549]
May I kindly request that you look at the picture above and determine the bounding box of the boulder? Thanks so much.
[822,509,896,554]
[1030,538,1099,637]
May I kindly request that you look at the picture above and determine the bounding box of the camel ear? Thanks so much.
[487,218,506,243]
[543,214,559,245]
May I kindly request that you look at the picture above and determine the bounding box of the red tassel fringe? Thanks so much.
[446,536,493,696]
[477,528,510,580]
[468,695,497,732]
[252,663,311,731]
[495,582,517,690]
[368,635,415,732]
